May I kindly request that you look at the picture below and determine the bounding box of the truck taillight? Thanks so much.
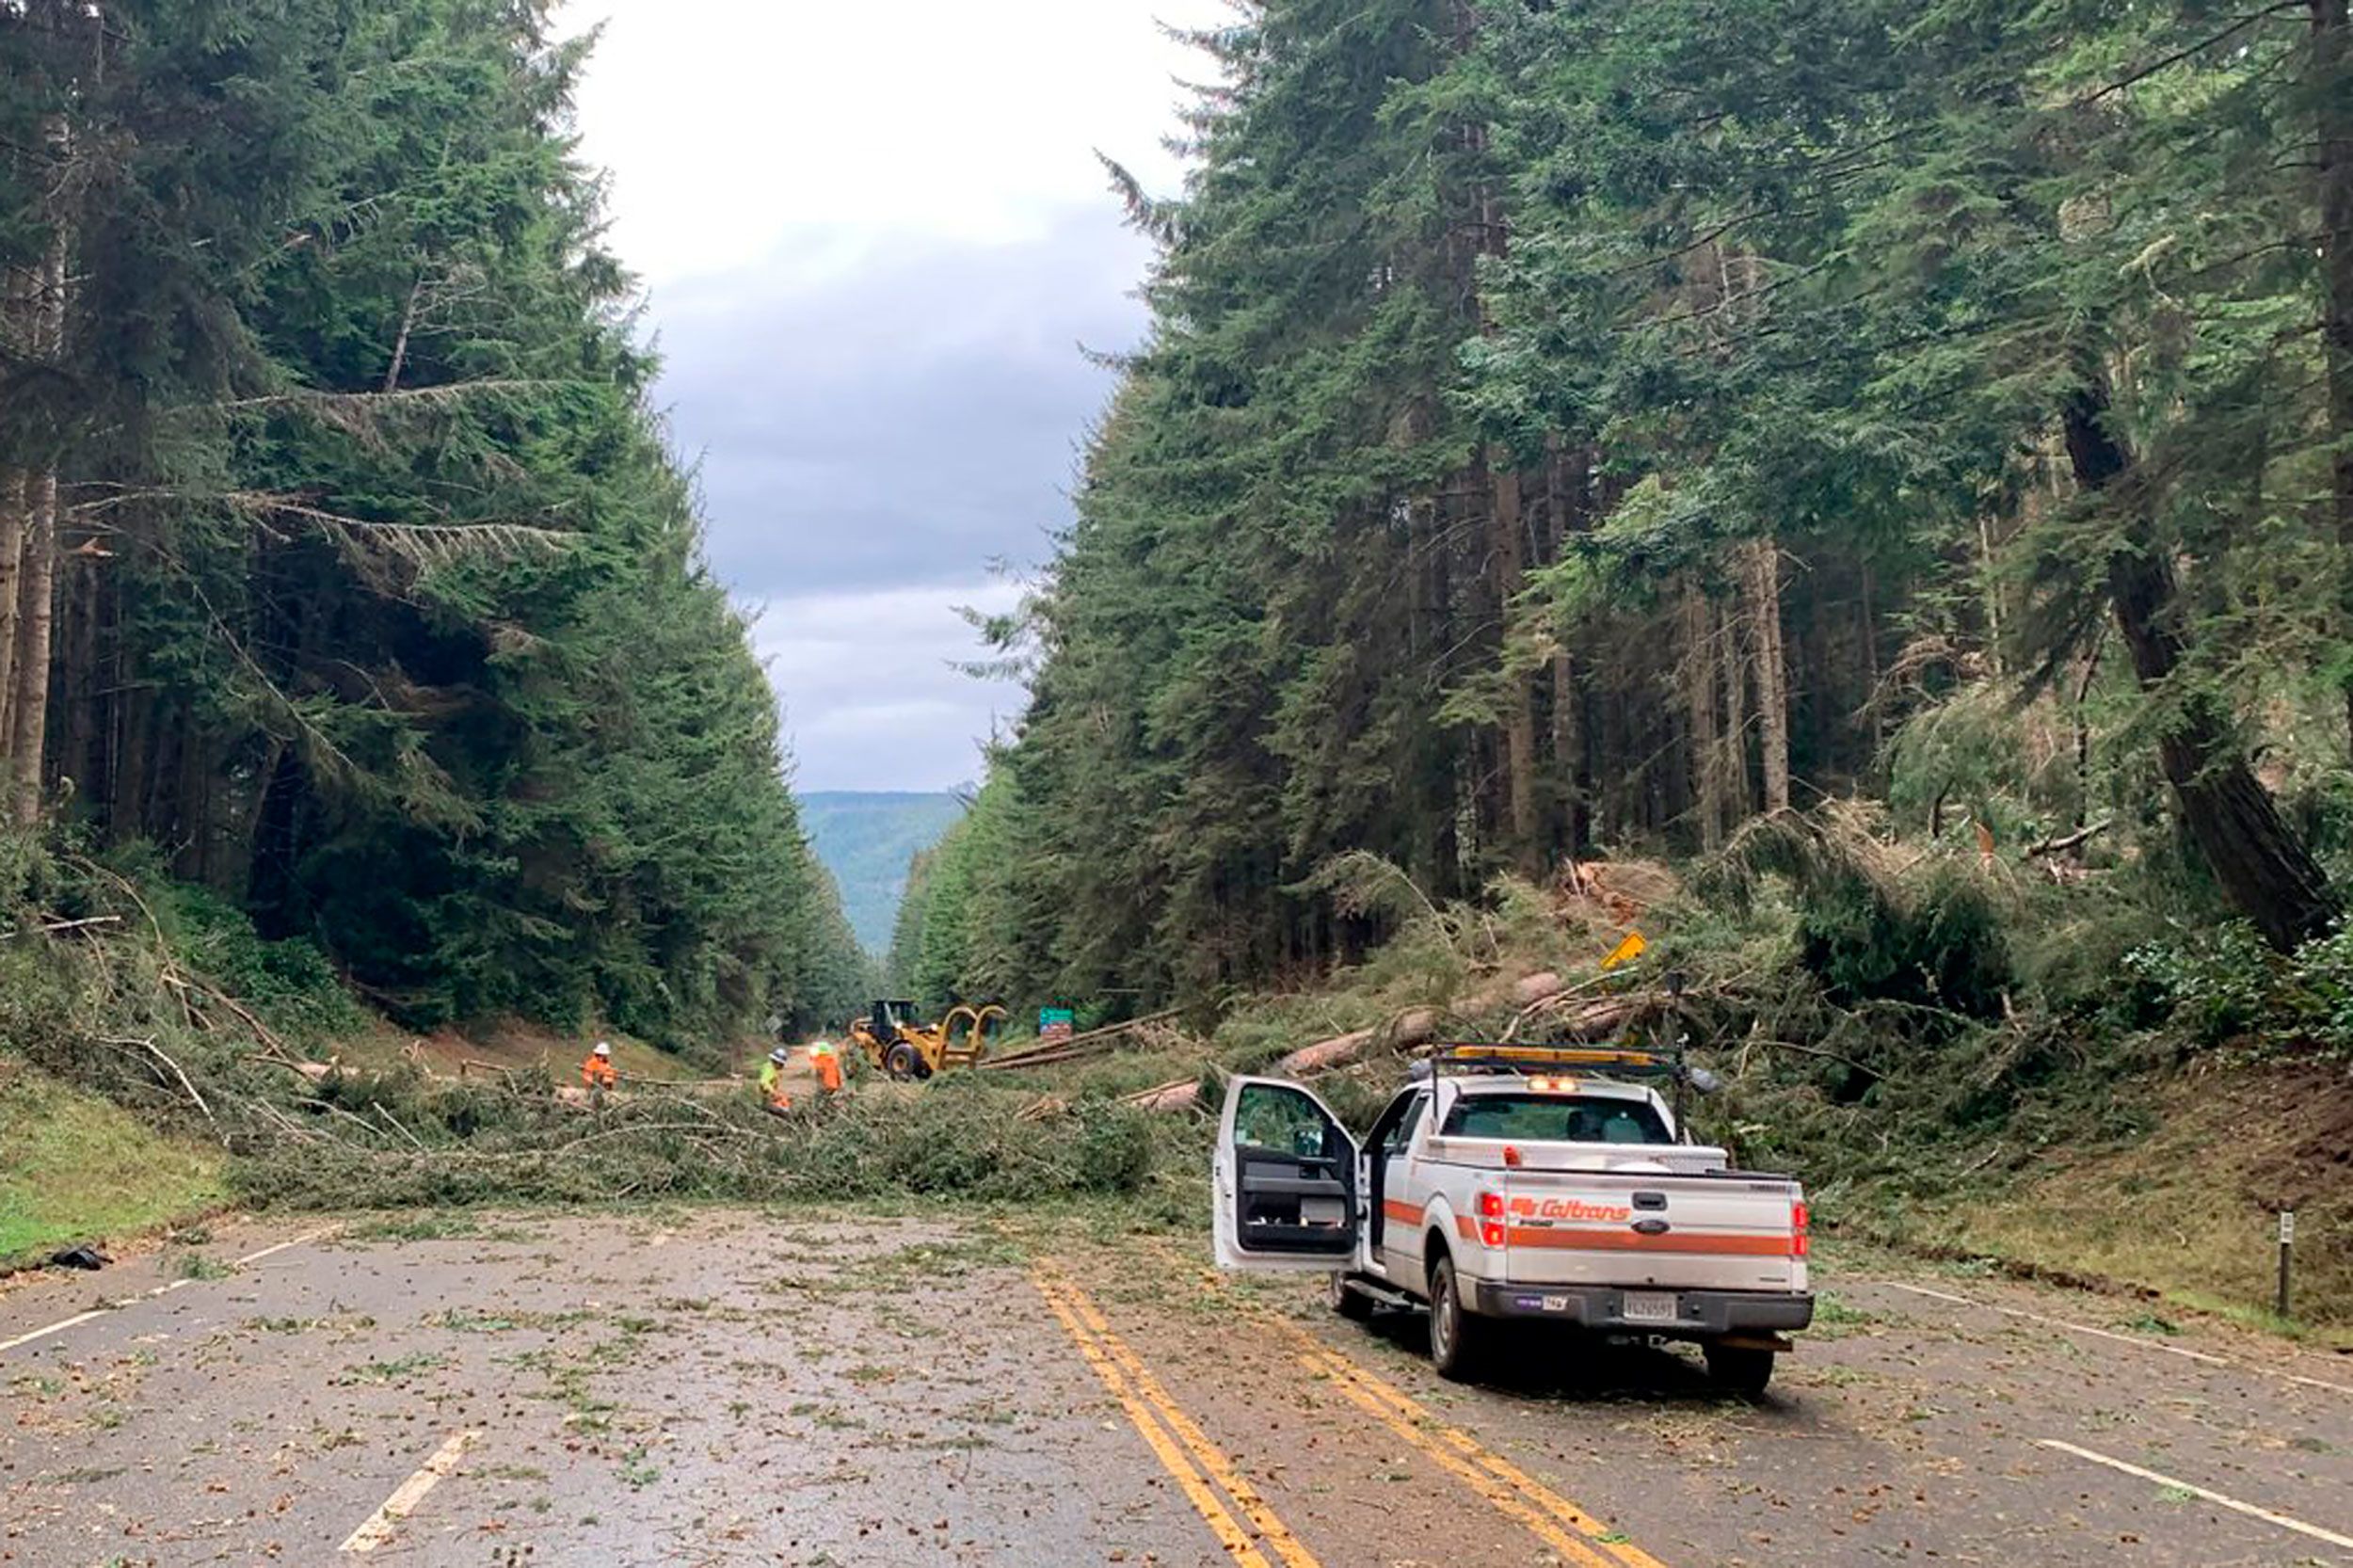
[1793,1200,1810,1258]
[1475,1190,1507,1246]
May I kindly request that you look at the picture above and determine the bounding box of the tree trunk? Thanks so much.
[2072,635,2104,835]
[0,470,24,751]
[1718,593,1749,826]
[2314,0,2353,758]
[1684,580,1723,851]
[2063,384,2339,951]
[8,470,56,825]
[0,244,33,749]
[385,271,425,393]
[111,681,152,843]
[1492,455,1538,871]
[58,547,100,804]
[1747,537,1792,814]
[8,111,68,825]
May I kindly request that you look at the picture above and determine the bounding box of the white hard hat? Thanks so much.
[593,1042,612,1057]
[768,1047,789,1064]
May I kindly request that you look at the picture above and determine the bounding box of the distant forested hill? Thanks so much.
[800,792,969,953]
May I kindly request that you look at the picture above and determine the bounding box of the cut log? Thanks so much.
[975,1009,1182,1070]
[1130,1078,1206,1113]
[1131,970,1653,1115]
[1272,971,1568,1078]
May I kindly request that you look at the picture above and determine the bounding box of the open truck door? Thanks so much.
[1213,1077,1361,1272]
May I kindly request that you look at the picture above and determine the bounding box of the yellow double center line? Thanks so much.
[1032,1264,1320,1568]
[1151,1246,1668,1568]
[1294,1343,1665,1568]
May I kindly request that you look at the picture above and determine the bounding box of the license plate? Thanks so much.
[1300,1197,1345,1227]
[1622,1291,1678,1323]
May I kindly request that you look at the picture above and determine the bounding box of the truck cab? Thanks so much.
[1212,1045,1813,1392]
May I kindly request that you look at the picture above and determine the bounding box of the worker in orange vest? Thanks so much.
[581,1041,618,1097]
[808,1040,843,1096]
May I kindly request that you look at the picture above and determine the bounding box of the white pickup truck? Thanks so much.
[1212,1046,1812,1391]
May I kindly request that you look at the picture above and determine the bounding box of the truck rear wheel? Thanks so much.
[1705,1342,1776,1397]
[1428,1256,1486,1382]
[1328,1272,1375,1322]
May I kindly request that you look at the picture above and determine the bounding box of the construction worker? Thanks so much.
[808,1039,843,1096]
[581,1040,618,1098]
[758,1046,792,1115]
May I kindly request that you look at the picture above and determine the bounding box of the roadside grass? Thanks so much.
[0,1058,225,1267]
[1871,1065,2353,1347]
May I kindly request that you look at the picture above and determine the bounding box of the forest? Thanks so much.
[0,0,866,1044]
[895,0,2353,1025]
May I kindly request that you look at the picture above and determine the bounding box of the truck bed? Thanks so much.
[1429,1137,1806,1295]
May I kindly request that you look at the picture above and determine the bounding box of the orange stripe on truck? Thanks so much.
[1382,1199,1423,1226]
[1504,1226,1794,1256]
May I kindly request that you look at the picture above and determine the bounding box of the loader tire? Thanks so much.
[883,1041,921,1080]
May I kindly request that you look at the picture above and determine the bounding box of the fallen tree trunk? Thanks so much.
[976,1009,1183,1071]
[1137,970,1651,1114]
[1274,970,1565,1077]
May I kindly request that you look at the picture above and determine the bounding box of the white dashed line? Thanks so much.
[1879,1279,2234,1367]
[338,1429,481,1553]
[0,1225,340,1357]
[1881,1278,2353,1396]
[2036,1438,2353,1553]
[0,1309,109,1355]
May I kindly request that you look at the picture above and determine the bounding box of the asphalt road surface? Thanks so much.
[2,1211,2349,1566]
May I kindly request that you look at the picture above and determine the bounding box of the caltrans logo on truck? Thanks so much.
[1508,1196,1634,1224]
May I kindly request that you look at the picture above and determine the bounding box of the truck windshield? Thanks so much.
[1441,1093,1670,1144]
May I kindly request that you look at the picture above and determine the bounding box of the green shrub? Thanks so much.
[1798,865,2012,1021]
[2123,922,2278,1048]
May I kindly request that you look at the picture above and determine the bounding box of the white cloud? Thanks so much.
[753,579,1027,792]
[567,0,1225,285]
[560,0,1225,792]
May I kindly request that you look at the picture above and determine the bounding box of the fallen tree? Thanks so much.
[1133,970,1650,1114]
[974,1010,1183,1072]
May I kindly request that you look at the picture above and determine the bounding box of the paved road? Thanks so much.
[1,1213,2347,1565]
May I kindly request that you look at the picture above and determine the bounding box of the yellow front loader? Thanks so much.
[848,1000,1008,1080]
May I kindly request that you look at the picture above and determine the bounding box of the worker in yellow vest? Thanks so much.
[757,1046,792,1115]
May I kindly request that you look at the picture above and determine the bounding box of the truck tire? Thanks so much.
[1428,1256,1486,1382]
[1328,1272,1376,1323]
[883,1041,921,1080]
[1705,1342,1776,1397]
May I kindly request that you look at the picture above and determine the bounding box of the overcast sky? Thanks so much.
[563,0,1224,792]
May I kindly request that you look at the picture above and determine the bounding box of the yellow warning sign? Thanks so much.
[1599,930,1648,971]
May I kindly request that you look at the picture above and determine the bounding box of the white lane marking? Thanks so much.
[1885,1279,2353,1396]
[2037,1438,2353,1552]
[0,1225,340,1358]
[2287,1371,2353,1396]
[339,1429,480,1553]
[235,1226,339,1268]
[1873,1279,2335,1379]
[0,1309,108,1355]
